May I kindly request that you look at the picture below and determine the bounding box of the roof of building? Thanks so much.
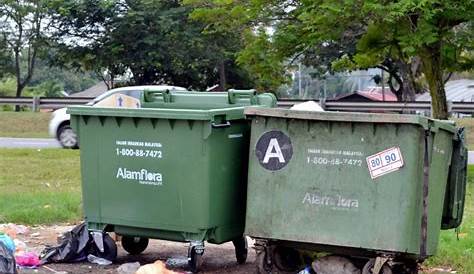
[416,79,474,102]
[70,82,109,97]
[334,87,398,101]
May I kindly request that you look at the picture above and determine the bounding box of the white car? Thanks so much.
[49,85,187,148]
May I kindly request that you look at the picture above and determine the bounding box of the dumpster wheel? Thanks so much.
[232,236,248,264]
[121,236,149,255]
[188,242,204,273]
[362,258,393,274]
[90,233,117,262]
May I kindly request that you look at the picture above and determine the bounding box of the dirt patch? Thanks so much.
[16,225,256,274]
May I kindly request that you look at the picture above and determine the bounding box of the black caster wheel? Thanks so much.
[232,236,248,264]
[89,233,117,262]
[273,245,302,273]
[188,244,204,273]
[121,236,149,255]
[362,259,394,274]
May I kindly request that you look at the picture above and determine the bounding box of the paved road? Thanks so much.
[0,137,61,148]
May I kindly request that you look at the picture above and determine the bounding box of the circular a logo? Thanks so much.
[255,130,293,171]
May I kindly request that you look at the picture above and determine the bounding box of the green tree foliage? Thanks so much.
[49,0,254,90]
[0,0,49,109]
[189,0,474,118]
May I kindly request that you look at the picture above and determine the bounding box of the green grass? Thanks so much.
[455,118,474,150]
[0,148,81,225]
[0,111,51,138]
[424,166,474,274]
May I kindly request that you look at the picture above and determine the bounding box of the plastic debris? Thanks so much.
[0,224,28,238]
[117,262,141,274]
[39,222,90,264]
[312,256,361,274]
[16,252,41,268]
[87,254,112,265]
[136,260,183,274]
[13,239,27,254]
[165,256,188,268]
[297,266,315,274]
[0,240,16,274]
[290,101,325,112]
[0,233,15,253]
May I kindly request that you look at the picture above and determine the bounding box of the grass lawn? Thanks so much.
[0,148,81,225]
[0,111,51,138]
[424,166,474,274]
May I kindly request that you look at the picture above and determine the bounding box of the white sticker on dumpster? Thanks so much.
[366,147,404,179]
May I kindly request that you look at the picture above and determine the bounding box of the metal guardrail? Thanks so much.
[1,96,474,113]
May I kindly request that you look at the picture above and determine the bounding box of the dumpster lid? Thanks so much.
[244,107,457,133]
[68,105,251,122]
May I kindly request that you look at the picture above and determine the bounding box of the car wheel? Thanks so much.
[58,124,78,149]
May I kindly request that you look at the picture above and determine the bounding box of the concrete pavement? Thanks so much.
[0,137,61,148]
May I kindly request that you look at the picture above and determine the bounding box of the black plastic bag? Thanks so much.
[39,222,90,264]
[0,240,17,274]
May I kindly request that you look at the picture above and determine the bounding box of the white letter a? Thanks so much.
[263,138,285,163]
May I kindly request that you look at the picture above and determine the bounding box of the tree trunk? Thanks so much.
[421,43,448,119]
[397,61,416,101]
[218,60,226,91]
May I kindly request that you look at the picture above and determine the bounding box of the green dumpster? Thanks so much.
[243,107,467,274]
[68,90,276,272]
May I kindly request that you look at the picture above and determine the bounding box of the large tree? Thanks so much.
[50,0,254,90]
[0,0,49,110]
[189,0,474,119]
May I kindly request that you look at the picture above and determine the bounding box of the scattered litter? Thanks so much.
[312,255,361,274]
[290,101,325,112]
[165,256,188,268]
[30,233,41,237]
[0,233,15,253]
[16,252,41,268]
[13,239,27,254]
[0,223,29,239]
[117,262,141,274]
[0,240,16,274]
[87,254,112,266]
[297,266,315,274]
[136,260,183,274]
[39,223,90,264]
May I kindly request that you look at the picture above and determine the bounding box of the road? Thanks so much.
[0,137,61,148]
[1,137,474,165]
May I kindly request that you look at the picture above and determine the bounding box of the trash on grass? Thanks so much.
[117,262,141,274]
[0,240,16,274]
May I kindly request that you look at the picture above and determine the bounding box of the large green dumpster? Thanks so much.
[68,90,276,272]
[244,107,467,274]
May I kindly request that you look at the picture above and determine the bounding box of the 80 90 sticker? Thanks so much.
[366,147,404,179]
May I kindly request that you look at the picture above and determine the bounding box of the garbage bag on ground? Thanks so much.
[0,233,15,254]
[39,222,92,264]
[0,240,17,274]
[16,252,41,268]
